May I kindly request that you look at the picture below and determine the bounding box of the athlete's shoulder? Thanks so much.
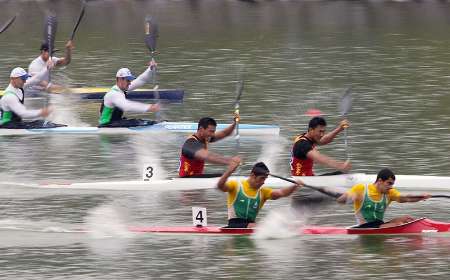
[225,179,239,190]
[350,183,365,192]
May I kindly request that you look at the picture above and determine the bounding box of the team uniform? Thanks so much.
[290,133,316,176]
[28,56,61,91]
[224,179,273,228]
[0,68,63,129]
[347,183,401,228]
[98,67,155,127]
[178,135,217,177]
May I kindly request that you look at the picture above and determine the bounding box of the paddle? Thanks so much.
[339,86,352,160]
[144,15,161,122]
[0,15,16,34]
[69,1,86,41]
[42,14,57,126]
[234,80,244,139]
[408,195,450,199]
[263,172,344,199]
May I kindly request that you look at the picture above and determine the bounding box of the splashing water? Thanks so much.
[256,136,288,175]
[84,203,133,239]
[253,208,308,240]
[48,94,89,126]
[132,133,171,180]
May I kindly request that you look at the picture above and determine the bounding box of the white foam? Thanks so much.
[253,208,307,240]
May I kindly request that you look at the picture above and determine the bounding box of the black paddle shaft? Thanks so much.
[44,14,57,55]
[0,15,16,34]
[145,16,159,55]
[70,2,86,41]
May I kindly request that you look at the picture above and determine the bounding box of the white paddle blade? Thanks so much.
[340,86,352,117]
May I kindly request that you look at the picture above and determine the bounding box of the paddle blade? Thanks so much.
[70,1,86,41]
[0,15,16,34]
[144,16,159,53]
[340,86,352,117]
[234,80,244,109]
[43,14,58,54]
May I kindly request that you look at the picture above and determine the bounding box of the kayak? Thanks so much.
[13,173,450,191]
[15,176,291,191]
[0,87,184,102]
[293,173,450,191]
[0,122,280,136]
[129,218,450,235]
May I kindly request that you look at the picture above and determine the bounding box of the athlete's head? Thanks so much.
[307,116,327,143]
[375,168,396,192]
[197,117,217,140]
[10,67,31,88]
[40,43,51,61]
[250,162,269,188]
[115,68,136,90]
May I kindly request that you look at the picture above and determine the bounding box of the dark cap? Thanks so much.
[40,42,59,53]
[40,42,50,51]
[251,162,270,176]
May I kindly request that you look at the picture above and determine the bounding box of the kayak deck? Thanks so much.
[0,122,280,136]
[129,218,450,236]
[13,173,450,191]
[0,87,184,102]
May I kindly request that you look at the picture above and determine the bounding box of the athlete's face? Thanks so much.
[117,77,131,91]
[11,77,26,88]
[251,174,268,189]
[198,125,216,141]
[309,125,326,143]
[41,51,50,61]
[378,178,395,193]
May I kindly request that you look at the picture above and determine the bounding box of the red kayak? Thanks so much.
[129,218,450,236]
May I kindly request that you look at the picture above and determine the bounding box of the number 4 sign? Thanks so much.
[192,207,207,227]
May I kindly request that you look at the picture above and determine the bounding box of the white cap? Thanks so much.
[116,68,136,81]
[10,67,31,79]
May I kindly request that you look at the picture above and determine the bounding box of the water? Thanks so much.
[1,0,450,279]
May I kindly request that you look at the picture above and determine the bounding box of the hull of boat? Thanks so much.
[0,122,280,136]
[294,173,450,191]
[19,176,291,191]
[0,88,184,102]
[129,218,450,235]
[11,173,450,191]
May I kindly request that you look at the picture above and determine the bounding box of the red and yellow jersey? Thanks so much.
[178,135,208,177]
[290,133,315,176]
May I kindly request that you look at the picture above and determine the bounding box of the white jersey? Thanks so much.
[103,67,155,113]
[1,67,50,120]
[28,56,61,90]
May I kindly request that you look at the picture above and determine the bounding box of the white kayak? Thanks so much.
[7,173,450,192]
[293,173,450,191]
[0,122,279,136]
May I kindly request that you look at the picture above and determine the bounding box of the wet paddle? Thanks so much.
[339,86,352,160]
[69,1,86,41]
[0,15,16,34]
[144,15,161,122]
[264,172,344,199]
[408,195,450,199]
[42,14,57,126]
[234,80,244,139]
